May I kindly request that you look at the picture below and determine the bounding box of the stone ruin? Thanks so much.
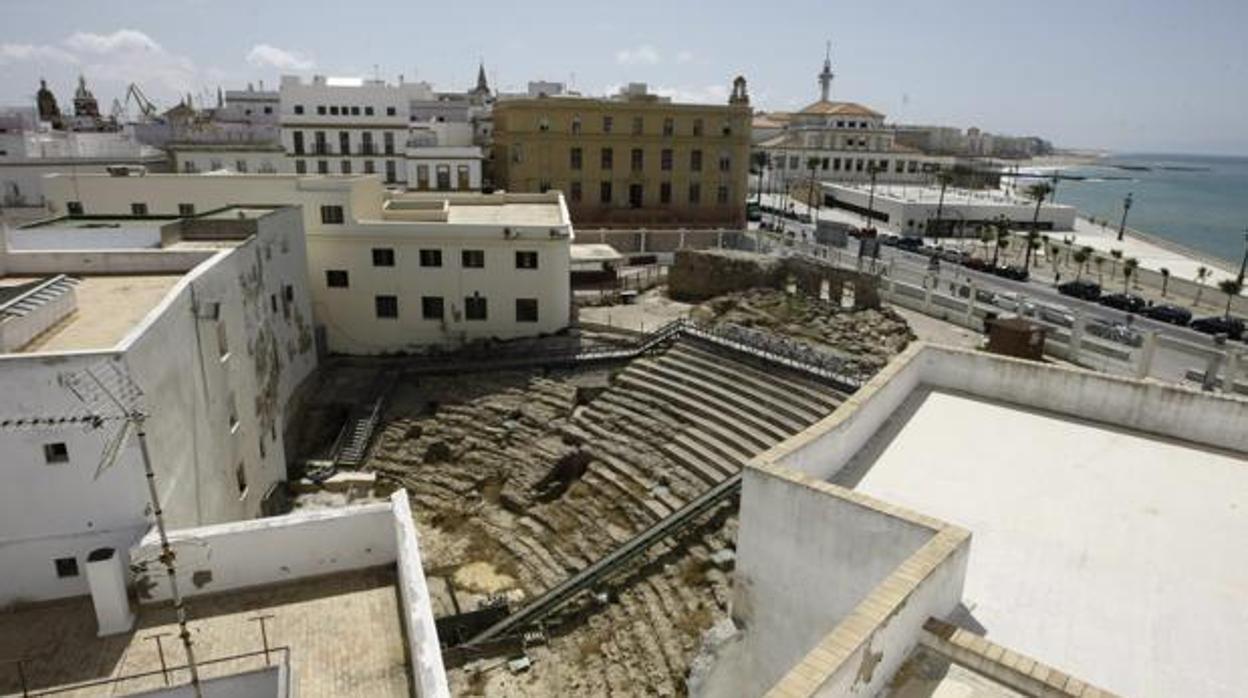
[667,248,880,309]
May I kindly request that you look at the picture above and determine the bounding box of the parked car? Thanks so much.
[938,248,967,264]
[1190,315,1245,340]
[895,237,924,252]
[1099,292,1147,313]
[993,265,1030,282]
[962,257,991,272]
[1141,303,1192,326]
[1086,319,1144,347]
[991,292,1035,315]
[1035,303,1075,327]
[1057,280,1102,301]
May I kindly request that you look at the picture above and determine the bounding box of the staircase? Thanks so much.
[331,369,399,469]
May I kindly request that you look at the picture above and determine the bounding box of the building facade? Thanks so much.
[491,80,751,228]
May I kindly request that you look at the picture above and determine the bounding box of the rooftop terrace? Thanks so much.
[6,274,182,353]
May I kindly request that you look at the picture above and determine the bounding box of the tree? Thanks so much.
[992,217,1011,267]
[1093,256,1106,283]
[1048,242,1061,269]
[932,170,956,239]
[1024,181,1053,270]
[1109,248,1123,280]
[1023,229,1042,272]
[1159,267,1171,297]
[1122,257,1139,293]
[1218,278,1243,318]
[1194,266,1211,307]
[978,226,995,261]
[1072,248,1090,280]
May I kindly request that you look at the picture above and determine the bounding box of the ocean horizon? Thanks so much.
[1020,152,1247,267]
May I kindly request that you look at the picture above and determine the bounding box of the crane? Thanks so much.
[122,83,159,121]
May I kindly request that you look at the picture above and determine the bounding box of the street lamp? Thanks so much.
[1238,228,1248,285]
[1116,191,1133,242]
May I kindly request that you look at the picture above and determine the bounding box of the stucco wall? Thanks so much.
[7,224,163,250]
[392,492,451,698]
[2,248,215,275]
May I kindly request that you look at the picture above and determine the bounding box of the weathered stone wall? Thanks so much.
[668,249,880,309]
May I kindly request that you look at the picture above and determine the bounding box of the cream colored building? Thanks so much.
[41,173,573,354]
[492,80,752,229]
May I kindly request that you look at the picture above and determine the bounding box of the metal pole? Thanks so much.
[1237,229,1248,285]
[1116,192,1133,242]
[136,417,203,698]
[147,634,172,684]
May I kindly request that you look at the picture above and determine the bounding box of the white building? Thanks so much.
[0,205,317,605]
[41,173,574,354]
[821,181,1077,237]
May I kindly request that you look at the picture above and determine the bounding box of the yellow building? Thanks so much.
[492,79,751,229]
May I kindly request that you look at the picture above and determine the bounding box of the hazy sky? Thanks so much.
[2,0,1245,155]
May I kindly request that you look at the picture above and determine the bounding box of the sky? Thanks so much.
[1,0,1245,155]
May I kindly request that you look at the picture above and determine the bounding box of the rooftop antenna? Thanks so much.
[0,361,205,698]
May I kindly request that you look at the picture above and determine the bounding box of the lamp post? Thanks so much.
[1116,191,1133,242]
[866,162,881,228]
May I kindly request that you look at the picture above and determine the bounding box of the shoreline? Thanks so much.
[1104,217,1238,274]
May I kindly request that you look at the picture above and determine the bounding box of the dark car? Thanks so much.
[896,237,924,252]
[1142,303,1193,326]
[1190,315,1245,340]
[1099,292,1147,313]
[963,257,991,272]
[993,265,1030,282]
[1057,280,1102,301]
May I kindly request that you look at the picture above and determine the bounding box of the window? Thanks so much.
[293,131,305,154]
[383,132,395,155]
[330,106,340,116]
[375,295,398,319]
[515,251,539,269]
[43,442,69,464]
[436,164,451,190]
[571,115,582,134]
[211,158,224,171]
[661,148,673,171]
[364,160,375,174]
[789,155,799,169]
[66,201,83,215]
[570,147,583,170]
[317,105,326,115]
[631,148,643,171]
[833,158,841,172]
[721,120,732,137]
[216,321,229,359]
[385,160,397,183]
[631,116,643,135]
[516,298,539,323]
[365,106,374,116]
[386,106,397,116]
[236,462,248,497]
[317,160,329,174]
[420,249,443,267]
[660,181,672,204]
[602,115,613,133]
[339,131,350,153]
[692,118,704,137]
[341,160,352,174]
[421,296,444,320]
[54,557,79,578]
[351,106,360,116]
[372,248,395,267]
[325,270,349,287]
[294,105,304,115]
[320,205,344,224]
[295,160,307,174]
[690,150,703,172]
[628,183,644,209]
[131,203,148,215]
[600,181,613,204]
[462,249,485,268]
[270,294,277,313]
[717,185,729,204]
[457,165,471,190]
[415,164,430,190]
[236,159,248,173]
[570,181,582,203]
[718,152,731,172]
[178,203,195,216]
[511,144,523,163]
[538,116,550,132]
[264,106,273,115]
[663,117,674,137]
[361,132,374,154]
[601,147,613,170]
[464,295,487,321]
[689,183,701,205]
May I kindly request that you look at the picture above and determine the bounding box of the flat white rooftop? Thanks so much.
[836,387,1248,698]
[827,182,1038,207]
[445,202,563,225]
[12,275,183,353]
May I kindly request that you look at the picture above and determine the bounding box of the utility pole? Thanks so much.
[1116,191,1133,242]
[1237,228,1248,285]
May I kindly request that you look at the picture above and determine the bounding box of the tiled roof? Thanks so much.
[798,100,883,118]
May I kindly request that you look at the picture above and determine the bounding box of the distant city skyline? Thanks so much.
[1,0,1245,155]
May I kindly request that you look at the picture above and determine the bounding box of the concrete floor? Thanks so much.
[841,388,1248,698]
[20,275,182,353]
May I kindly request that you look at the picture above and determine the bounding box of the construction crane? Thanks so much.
[122,83,159,121]
[0,362,204,698]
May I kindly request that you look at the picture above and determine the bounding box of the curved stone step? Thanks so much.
[671,341,846,409]
[658,348,837,420]
[617,366,792,443]
[635,358,813,432]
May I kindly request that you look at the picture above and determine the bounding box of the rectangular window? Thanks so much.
[416,164,430,190]
[601,147,613,170]
[55,557,79,578]
[295,160,307,174]
[660,181,672,204]
[178,203,195,216]
[690,150,703,172]
[692,118,704,137]
[293,131,305,154]
[351,106,360,116]
[294,105,304,115]
[789,155,799,169]
[600,181,613,204]
[420,249,442,267]
[631,116,643,135]
[325,270,349,287]
[131,203,148,215]
[365,106,374,116]
[375,295,398,319]
[571,116,582,134]
[631,148,643,171]
[570,181,582,203]
[663,117,674,137]
[461,249,485,268]
[66,201,84,215]
[339,131,350,153]
[436,164,451,190]
[385,160,397,183]
[384,132,395,154]
[314,131,326,153]
[689,183,701,205]
[661,148,673,171]
[330,106,339,116]
[386,106,397,116]
[340,160,352,174]
[372,248,395,267]
[361,132,374,154]
[833,158,841,172]
[320,205,344,224]
[422,296,444,320]
[457,165,470,190]
[515,251,539,269]
[570,147,583,170]
[317,160,329,174]
[43,442,69,464]
[364,160,375,174]
[465,295,488,321]
[602,115,613,133]
[236,160,249,173]
[317,105,326,115]
[236,462,248,498]
[628,183,643,209]
[718,152,731,172]
[717,185,729,204]
[516,298,539,323]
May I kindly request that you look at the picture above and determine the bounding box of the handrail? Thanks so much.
[0,274,71,317]
[9,646,290,697]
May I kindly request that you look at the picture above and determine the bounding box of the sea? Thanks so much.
[1020,153,1248,266]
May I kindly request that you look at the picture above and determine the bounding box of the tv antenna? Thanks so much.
[2,361,204,697]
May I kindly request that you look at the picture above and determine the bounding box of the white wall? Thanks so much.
[172,149,282,175]
[2,248,215,274]
[0,278,76,352]
[392,492,451,698]
[7,223,162,250]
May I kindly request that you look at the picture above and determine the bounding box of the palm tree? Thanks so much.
[1048,243,1061,269]
[1159,267,1171,297]
[991,216,1010,267]
[1218,279,1243,318]
[1194,266,1211,307]
[978,226,995,261]
[1093,256,1106,283]
[1073,248,1090,280]
[1025,181,1053,252]
[1109,248,1123,280]
[1023,229,1042,272]
[932,170,955,239]
[1122,257,1139,293]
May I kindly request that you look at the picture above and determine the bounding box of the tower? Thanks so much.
[818,42,834,102]
[729,76,750,106]
[472,61,490,96]
[73,74,100,118]
[36,78,62,127]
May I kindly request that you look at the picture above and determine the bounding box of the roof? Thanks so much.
[570,243,624,263]
[752,113,792,128]
[446,201,563,225]
[12,275,183,353]
[798,100,883,118]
